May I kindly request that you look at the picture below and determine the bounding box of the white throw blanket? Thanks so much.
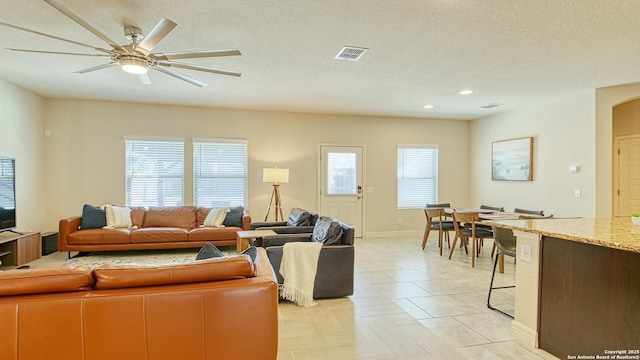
[279,242,323,307]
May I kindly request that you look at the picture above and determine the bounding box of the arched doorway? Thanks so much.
[612,99,640,216]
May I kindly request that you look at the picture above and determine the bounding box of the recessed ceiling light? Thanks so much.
[423,105,434,109]
[459,90,473,95]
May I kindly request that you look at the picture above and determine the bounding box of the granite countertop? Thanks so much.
[486,217,640,253]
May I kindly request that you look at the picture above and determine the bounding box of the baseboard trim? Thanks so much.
[364,230,423,238]
[510,320,538,348]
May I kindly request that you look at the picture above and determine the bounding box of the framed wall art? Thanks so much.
[491,137,533,181]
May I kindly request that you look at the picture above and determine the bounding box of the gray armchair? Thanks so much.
[262,217,354,299]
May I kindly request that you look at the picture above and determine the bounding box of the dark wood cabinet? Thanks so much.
[539,236,640,358]
[0,231,41,269]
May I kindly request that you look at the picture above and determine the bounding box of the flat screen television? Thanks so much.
[0,157,16,233]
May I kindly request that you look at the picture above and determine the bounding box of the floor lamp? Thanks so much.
[263,168,289,221]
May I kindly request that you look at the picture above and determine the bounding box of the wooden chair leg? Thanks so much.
[472,236,476,267]
[448,233,459,259]
[422,226,430,250]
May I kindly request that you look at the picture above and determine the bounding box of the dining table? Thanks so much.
[440,207,545,272]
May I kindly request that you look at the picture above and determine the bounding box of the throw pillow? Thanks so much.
[195,243,226,260]
[80,204,107,229]
[286,208,312,226]
[103,205,132,229]
[311,216,344,245]
[202,208,229,227]
[222,206,243,227]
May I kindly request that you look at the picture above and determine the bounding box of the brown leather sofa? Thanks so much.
[59,206,252,252]
[0,247,278,360]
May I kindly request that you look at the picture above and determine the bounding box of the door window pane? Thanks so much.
[327,152,357,195]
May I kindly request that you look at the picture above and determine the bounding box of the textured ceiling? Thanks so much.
[1,0,640,120]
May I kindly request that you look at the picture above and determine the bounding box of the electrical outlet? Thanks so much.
[397,218,403,225]
[574,189,582,198]
[521,244,532,263]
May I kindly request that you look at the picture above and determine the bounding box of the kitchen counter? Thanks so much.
[486,217,640,359]
[486,217,640,253]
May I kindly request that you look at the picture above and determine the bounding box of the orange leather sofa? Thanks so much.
[59,206,251,252]
[0,247,278,360]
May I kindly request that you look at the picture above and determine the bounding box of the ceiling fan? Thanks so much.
[0,0,241,87]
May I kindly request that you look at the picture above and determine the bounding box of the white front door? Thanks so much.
[319,145,363,237]
[615,135,640,216]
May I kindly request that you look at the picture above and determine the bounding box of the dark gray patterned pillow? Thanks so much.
[312,216,343,245]
[286,208,312,226]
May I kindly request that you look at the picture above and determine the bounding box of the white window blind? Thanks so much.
[193,139,247,208]
[397,145,439,209]
[125,139,184,207]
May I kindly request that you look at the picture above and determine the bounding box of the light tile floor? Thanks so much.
[28,232,559,360]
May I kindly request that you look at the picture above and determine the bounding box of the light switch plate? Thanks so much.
[521,244,532,262]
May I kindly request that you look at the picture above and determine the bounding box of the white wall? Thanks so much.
[469,90,597,218]
[0,80,45,232]
[43,99,470,234]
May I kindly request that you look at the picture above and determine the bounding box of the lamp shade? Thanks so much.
[263,168,289,184]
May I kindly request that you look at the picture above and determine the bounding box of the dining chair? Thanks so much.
[450,212,493,267]
[422,208,453,255]
[487,226,517,318]
[476,205,503,250]
[513,208,544,216]
[480,204,504,212]
[426,202,451,209]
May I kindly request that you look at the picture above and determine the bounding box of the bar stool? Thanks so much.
[487,226,517,318]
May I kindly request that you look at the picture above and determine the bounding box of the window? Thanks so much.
[125,139,184,207]
[397,145,439,209]
[193,139,248,208]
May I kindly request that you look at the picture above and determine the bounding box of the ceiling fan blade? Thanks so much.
[154,49,241,61]
[0,21,112,54]
[135,18,177,55]
[153,66,207,87]
[158,62,241,77]
[73,62,118,74]
[7,48,110,57]
[43,0,127,52]
[139,73,151,85]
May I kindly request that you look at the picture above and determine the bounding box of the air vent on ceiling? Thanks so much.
[481,103,502,109]
[335,46,368,61]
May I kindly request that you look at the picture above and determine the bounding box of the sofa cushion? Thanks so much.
[286,208,313,226]
[222,206,243,227]
[68,228,132,244]
[130,206,146,228]
[93,255,254,289]
[80,204,107,229]
[130,228,190,243]
[188,227,240,241]
[311,216,344,245]
[143,206,197,228]
[104,205,132,229]
[0,266,94,296]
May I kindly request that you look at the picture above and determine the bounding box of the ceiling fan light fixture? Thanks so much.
[121,57,149,74]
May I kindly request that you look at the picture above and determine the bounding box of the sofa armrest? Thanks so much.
[266,245,354,298]
[250,221,287,230]
[241,210,252,230]
[59,216,82,251]
[262,233,312,247]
